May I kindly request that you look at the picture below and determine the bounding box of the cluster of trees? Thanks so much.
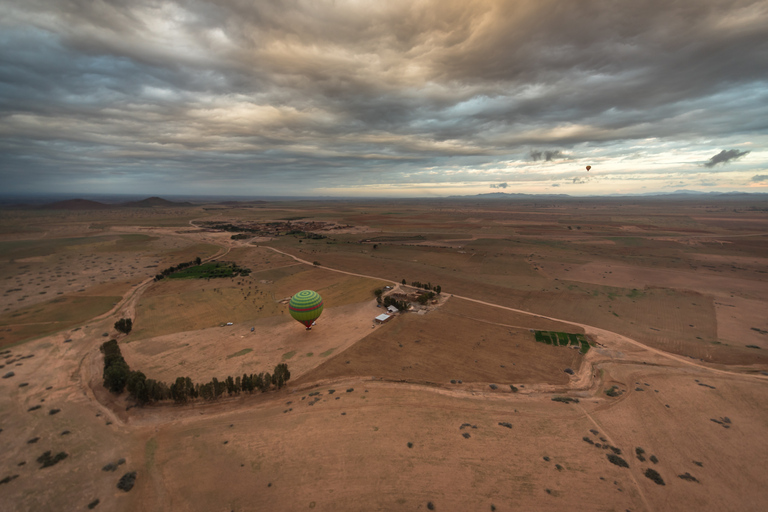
[382,295,409,311]
[114,318,133,334]
[101,340,291,405]
[154,257,203,281]
[410,281,441,294]
[416,291,436,304]
[230,233,250,240]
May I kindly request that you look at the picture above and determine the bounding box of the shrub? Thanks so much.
[650,455,658,464]
[37,451,68,468]
[117,471,137,492]
[551,396,579,404]
[605,386,620,397]
[644,468,665,485]
[407,442,413,448]
[678,472,699,483]
[87,499,100,509]
[606,454,629,468]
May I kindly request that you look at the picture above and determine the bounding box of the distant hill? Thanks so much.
[120,197,193,208]
[40,199,112,210]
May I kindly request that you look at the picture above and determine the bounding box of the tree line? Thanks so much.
[154,256,202,281]
[101,339,291,405]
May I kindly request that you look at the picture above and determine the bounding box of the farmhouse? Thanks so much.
[374,313,391,324]
[387,305,398,314]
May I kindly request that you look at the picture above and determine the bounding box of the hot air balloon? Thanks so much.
[586,165,591,171]
[288,290,324,330]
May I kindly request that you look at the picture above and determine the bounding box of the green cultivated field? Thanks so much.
[534,330,592,354]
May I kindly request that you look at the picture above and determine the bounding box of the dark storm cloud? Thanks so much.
[490,182,509,189]
[703,149,751,168]
[1,0,767,194]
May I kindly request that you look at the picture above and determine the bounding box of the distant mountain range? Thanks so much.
[2,191,766,210]
[450,190,768,200]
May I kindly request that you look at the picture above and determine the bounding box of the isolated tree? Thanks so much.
[435,285,441,294]
[114,318,133,334]
[195,256,202,265]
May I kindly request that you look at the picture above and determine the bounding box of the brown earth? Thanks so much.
[1,198,767,512]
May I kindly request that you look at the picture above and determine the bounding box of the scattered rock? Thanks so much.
[564,368,574,375]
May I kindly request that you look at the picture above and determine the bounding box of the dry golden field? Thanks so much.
[1,197,767,512]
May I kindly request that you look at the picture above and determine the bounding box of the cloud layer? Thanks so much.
[1,0,767,196]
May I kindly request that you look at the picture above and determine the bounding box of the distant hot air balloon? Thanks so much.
[586,165,592,171]
[288,290,324,330]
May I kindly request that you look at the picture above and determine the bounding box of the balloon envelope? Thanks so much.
[586,165,591,171]
[288,290,324,328]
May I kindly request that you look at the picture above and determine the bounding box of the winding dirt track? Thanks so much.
[262,246,767,382]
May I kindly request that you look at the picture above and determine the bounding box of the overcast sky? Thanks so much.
[1,0,767,197]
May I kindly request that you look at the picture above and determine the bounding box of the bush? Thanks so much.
[606,454,629,468]
[117,471,137,492]
[678,472,699,482]
[644,468,665,485]
[551,396,579,404]
[37,451,68,468]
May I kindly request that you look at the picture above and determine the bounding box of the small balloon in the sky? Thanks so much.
[586,165,592,171]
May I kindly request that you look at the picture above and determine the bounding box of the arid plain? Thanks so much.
[1,197,767,512]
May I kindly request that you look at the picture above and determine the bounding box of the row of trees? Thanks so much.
[154,257,203,281]
[101,340,291,405]
[409,281,441,294]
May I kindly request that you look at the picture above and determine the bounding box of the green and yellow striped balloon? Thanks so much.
[288,290,324,329]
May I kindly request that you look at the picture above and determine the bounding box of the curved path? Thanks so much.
[263,246,767,381]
